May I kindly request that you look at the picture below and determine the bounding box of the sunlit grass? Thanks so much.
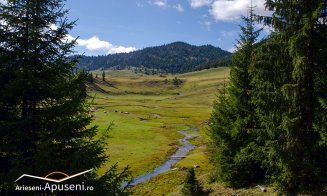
[86,67,273,194]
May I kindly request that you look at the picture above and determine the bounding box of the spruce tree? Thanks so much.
[102,71,106,81]
[255,0,327,194]
[209,5,264,187]
[249,34,293,192]
[88,72,94,83]
[0,0,129,194]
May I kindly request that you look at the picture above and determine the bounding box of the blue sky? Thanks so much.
[64,0,270,56]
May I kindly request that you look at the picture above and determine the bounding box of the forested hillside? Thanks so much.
[194,56,232,71]
[77,42,231,73]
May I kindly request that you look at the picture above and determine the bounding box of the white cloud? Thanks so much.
[77,36,137,54]
[150,0,167,7]
[210,0,269,21]
[190,0,212,8]
[48,23,136,55]
[49,24,58,30]
[78,36,111,51]
[110,45,138,54]
[149,0,185,12]
[63,34,76,42]
[173,4,184,12]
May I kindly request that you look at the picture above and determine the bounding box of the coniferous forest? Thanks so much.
[76,42,231,74]
[0,0,129,194]
[210,1,327,195]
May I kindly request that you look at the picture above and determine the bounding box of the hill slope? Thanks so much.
[77,42,231,73]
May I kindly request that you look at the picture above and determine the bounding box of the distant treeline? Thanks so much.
[194,56,232,71]
[76,42,231,74]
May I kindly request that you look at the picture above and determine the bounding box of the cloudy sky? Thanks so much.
[65,0,271,55]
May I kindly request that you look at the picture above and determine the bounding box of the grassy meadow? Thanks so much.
[88,67,274,195]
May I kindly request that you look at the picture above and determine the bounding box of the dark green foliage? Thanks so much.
[76,42,231,74]
[209,6,266,188]
[173,77,183,86]
[91,163,131,195]
[252,0,327,194]
[0,0,130,194]
[195,56,232,71]
[87,72,94,83]
[211,1,327,193]
[250,34,295,193]
[182,168,206,196]
[102,71,106,81]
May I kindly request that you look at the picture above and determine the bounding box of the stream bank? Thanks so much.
[121,125,198,188]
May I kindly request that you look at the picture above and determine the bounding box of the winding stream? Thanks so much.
[121,125,198,188]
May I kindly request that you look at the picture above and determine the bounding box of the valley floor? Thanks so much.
[88,67,274,195]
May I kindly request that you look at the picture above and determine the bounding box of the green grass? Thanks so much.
[88,67,275,195]
[132,170,187,196]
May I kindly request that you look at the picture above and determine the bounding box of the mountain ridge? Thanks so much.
[76,41,231,73]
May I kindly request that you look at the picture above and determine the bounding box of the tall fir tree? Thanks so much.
[0,0,129,194]
[255,0,327,194]
[209,4,265,187]
[249,34,293,192]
